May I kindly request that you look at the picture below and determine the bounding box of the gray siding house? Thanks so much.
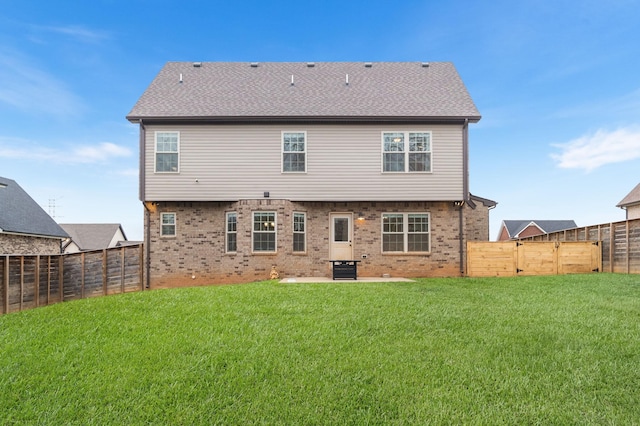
[127,62,495,287]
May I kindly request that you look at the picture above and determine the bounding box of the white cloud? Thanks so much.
[0,50,84,116]
[0,138,132,164]
[551,127,640,171]
[34,24,111,43]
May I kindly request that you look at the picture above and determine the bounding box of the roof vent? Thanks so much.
[307,62,315,67]
[193,62,202,67]
[250,62,259,68]
[421,62,430,68]
[364,62,373,68]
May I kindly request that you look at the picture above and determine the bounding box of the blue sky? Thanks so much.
[1,0,639,240]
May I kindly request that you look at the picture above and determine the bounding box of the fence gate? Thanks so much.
[467,241,601,277]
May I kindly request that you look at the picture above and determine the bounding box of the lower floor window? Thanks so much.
[382,213,430,252]
[293,212,306,252]
[226,212,237,252]
[253,211,276,252]
[160,212,176,237]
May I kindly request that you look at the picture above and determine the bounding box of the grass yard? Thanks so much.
[1,274,639,425]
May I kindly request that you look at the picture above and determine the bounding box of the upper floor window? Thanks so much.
[160,212,176,237]
[155,132,179,173]
[253,211,276,252]
[382,132,431,173]
[226,212,237,253]
[282,132,306,173]
[382,213,430,253]
[293,212,306,253]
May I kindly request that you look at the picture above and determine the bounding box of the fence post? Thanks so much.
[59,255,64,302]
[139,244,144,291]
[35,255,40,309]
[102,249,108,296]
[626,220,630,274]
[20,256,24,312]
[3,256,8,314]
[121,247,125,293]
[609,223,614,273]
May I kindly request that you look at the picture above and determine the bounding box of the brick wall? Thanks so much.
[0,234,62,255]
[145,199,491,287]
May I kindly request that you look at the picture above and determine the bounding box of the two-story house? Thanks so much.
[127,62,495,287]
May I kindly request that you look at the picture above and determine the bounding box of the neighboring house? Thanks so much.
[0,176,68,254]
[497,220,578,241]
[60,223,130,253]
[127,61,496,287]
[616,183,640,220]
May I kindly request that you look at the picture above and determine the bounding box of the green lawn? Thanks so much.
[1,274,639,425]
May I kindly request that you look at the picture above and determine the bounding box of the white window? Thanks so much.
[253,211,276,252]
[293,212,306,253]
[282,132,306,173]
[382,132,431,173]
[382,213,430,253]
[155,132,179,173]
[160,212,176,237]
[226,212,237,253]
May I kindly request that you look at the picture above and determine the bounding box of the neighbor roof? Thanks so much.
[127,62,481,123]
[59,223,126,251]
[502,220,577,239]
[0,176,68,239]
[616,183,640,208]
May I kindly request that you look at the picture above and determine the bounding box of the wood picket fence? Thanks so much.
[1,244,144,315]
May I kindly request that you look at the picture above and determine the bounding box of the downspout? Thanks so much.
[460,119,470,276]
[139,120,151,289]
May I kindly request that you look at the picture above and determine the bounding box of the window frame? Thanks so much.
[226,212,237,253]
[160,212,177,237]
[381,212,430,253]
[282,131,307,173]
[252,211,277,253]
[381,131,432,173]
[154,131,180,173]
[292,212,306,253]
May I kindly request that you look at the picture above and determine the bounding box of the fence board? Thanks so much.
[467,242,516,277]
[1,244,143,315]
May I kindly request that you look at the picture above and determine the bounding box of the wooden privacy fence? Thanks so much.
[520,218,640,274]
[1,244,144,315]
[467,241,601,277]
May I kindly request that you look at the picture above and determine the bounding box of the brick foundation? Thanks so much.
[145,200,491,288]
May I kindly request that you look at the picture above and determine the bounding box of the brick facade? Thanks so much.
[145,200,491,287]
[0,234,63,255]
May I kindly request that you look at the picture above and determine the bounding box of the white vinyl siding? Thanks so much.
[143,124,463,201]
[155,132,179,173]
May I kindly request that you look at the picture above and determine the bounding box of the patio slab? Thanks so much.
[279,276,415,283]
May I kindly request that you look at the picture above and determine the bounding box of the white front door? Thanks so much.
[330,213,353,260]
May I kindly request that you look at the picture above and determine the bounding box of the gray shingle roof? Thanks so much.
[616,182,640,207]
[127,62,480,122]
[59,223,126,251]
[503,220,578,238]
[0,176,68,239]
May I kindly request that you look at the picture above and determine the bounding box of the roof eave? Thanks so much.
[126,115,482,125]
